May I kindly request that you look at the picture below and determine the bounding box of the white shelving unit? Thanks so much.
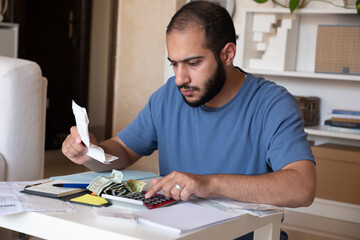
[235,8,360,146]
[305,125,360,146]
[236,9,360,226]
[247,69,360,82]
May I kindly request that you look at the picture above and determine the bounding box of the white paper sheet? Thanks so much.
[72,100,118,164]
[134,202,240,234]
[189,195,285,218]
[0,181,76,216]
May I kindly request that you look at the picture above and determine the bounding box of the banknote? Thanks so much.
[103,182,131,196]
[87,170,146,196]
[126,179,146,193]
[87,170,124,195]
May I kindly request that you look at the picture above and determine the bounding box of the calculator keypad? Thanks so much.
[122,191,177,209]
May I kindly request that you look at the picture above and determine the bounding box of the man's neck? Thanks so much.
[204,66,246,108]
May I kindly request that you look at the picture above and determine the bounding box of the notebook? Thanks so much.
[23,179,87,198]
[134,202,239,235]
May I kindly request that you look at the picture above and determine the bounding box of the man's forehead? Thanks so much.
[166,28,209,61]
[166,24,206,45]
[168,21,204,34]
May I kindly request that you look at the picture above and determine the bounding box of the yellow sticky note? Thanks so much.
[70,194,109,206]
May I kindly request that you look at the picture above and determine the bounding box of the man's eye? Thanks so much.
[170,62,178,67]
[188,61,199,66]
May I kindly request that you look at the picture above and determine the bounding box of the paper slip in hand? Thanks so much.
[72,100,118,164]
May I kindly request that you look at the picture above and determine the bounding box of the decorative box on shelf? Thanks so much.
[244,11,299,71]
[294,96,320,126]
[315,25,360,75]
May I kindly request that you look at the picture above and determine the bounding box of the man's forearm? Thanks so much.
[208,161,316,208]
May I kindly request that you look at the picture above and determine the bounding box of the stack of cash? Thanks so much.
[87,170,146,196]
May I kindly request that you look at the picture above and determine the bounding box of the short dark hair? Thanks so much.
[167,1,236,57]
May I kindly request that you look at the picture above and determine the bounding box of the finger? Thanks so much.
[62,134,86,157]
[68,126,88,151]
[70,136,87,153]
[151,179,159,185]
[145,177,168,198]
[144,179,160,198]
[70,126,82,144]
[170,183,184,200]
[62,132,88,164]
[145,182,162,199]
[145,177,174,199]
[179,185,192,201]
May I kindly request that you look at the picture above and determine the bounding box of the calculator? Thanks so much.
[101,191,178,209]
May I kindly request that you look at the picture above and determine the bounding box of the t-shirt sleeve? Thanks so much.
[263,93,315,171]
[117,97,158,156]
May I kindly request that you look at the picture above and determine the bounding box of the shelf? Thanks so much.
[305,126,360,141]
[235,8,360,81]
[243,8,357,15]
[244,69,360,81]
[237,8,360,146]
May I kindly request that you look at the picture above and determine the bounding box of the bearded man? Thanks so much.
[62,2,316,239]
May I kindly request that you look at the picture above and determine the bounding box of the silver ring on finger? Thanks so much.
[174,184,183,191]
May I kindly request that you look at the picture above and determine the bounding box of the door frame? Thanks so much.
[105,0,118,138]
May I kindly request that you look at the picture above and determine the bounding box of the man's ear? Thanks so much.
[220,42,236,66]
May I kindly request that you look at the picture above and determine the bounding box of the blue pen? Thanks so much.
[53,183,89,188]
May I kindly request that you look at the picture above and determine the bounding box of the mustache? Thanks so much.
[177,84,200,91]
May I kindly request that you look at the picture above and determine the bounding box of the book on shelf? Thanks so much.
[331,109,360,121]
[330,118,360,124]
[331,114,360,121]
[325,119,360,129]
[332,109,360,116]
[134,202,239,235]
[325,125,360,134]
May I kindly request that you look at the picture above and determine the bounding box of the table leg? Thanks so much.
[253,221,281,240]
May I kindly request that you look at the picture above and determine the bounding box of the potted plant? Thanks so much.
[254,0,360,14]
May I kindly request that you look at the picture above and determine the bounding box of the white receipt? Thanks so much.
[72,100,118,164]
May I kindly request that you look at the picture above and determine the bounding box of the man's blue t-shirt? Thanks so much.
[118,73,314,176]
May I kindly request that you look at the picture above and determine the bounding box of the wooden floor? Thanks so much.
[43,149,89,179]
[282,210,360,240]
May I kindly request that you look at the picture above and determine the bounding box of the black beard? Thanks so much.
[178,59,226,108]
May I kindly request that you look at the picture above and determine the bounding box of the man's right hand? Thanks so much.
[61,126,95,164]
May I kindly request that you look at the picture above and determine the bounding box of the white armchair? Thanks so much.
[0,56,47,181]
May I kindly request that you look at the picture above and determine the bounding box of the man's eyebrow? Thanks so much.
[167,56,204,63]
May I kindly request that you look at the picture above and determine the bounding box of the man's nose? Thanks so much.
[175,64,190,86]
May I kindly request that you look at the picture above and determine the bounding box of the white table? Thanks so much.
[0,202,282,240]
